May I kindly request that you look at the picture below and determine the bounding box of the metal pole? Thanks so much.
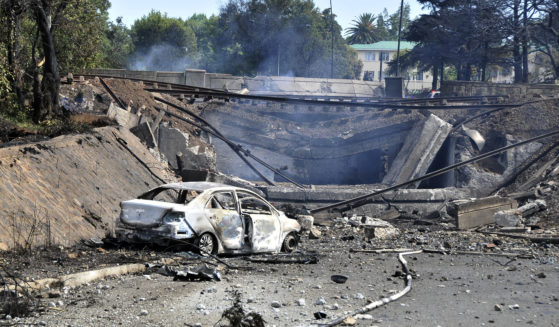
[396,0,404,77]
[330,0,334,79]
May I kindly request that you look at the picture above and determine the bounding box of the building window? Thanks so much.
[365,52,376,61]
[363,71,375,81]
[414,72,423,80]
[380,52,390,61]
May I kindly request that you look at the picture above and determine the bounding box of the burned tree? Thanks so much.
[532,0,559,81]
[30,0,68,123]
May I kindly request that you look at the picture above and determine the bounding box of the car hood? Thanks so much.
[120,199,185,227]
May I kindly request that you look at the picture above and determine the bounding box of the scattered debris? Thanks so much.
[310,226,322,239]
[244,254,318,264]
[330,275,348,284]
[314,311,328,319]
[319,251,422,326]
[167,264,222,282]
[215,291,265,327]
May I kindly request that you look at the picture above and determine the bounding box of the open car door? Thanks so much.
[205,191,243,249]
[238,192,281,253]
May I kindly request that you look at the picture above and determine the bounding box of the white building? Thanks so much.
[351,41,433,92]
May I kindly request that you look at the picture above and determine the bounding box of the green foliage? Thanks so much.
[129,10,197,71]
[100,17,133,68]
[0,45,10,97]
[345,13,379,45]
[350,5,411,43]
[205,0,361,79]
[55,0,112,72]
[186,14,220,70]
[404,0,507,81]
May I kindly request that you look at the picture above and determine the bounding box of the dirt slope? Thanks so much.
[0,126,177,249]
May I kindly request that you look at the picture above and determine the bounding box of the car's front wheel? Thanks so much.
[196,233,217,256]
[281,233,298,253]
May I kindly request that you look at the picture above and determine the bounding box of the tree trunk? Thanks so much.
[432,64,438,90]
[464,63,472,81]
[5,1,24,106]
[481,42,488,81]
[32,1,61,123]
[521,0,529,83]
[513,0,523,83]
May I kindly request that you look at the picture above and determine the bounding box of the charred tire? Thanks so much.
[281,233,298,253]
[196,233,217,256]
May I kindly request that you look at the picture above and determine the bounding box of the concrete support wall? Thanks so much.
[88,68,383,97]
[262,185,475,219]
[383,114,452,187]
[441,80,559,98]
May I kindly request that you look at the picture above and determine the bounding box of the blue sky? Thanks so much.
[108,0,428,31]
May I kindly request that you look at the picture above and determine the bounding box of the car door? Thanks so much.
[205,191,243,249]
[237,192,281,253]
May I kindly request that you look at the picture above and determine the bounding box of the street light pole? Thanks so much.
[396,0,404,77]
[330,0,334,79]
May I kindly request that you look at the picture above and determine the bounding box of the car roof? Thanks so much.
[156,182,244,192]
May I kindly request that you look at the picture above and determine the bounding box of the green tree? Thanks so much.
[532,0,559,80]
[401,0,508,82]
[345,13,378,44]
[0,0,111,122]
[186,13,220,71]
[210,0,361,79]
[130,10,198,71]
[54,0,111,72]
[101,17,133,68]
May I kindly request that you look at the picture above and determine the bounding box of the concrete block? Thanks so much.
[177,149,216,172]
[494,209,523,227]
[130,122,157,148]
[184,69,206,87]
[296,215,314,231]
[106,102,138,128]
[383,114,452,187]
[447,196,518,230]
[158,126,190,170]
[385,77,404,98]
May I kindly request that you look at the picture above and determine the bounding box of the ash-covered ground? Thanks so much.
[2,213,557,327]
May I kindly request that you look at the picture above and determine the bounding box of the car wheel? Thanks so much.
[281,233,298,253]
[196,233,217,256]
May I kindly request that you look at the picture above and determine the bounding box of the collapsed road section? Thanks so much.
[1,75,558,326]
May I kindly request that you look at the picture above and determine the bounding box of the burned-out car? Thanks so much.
[116,182,301,255]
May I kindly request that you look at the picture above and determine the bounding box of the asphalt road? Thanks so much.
[11,225,558,327]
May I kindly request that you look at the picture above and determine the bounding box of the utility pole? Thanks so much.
[330,0,334,79]
[396,0,404,77]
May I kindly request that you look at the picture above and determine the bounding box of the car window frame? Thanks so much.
[236,191,277,216]
[205,190,238,211]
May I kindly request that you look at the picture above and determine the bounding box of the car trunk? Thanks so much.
[120,199,183,227]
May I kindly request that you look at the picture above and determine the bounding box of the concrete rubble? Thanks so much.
[447,196,518,230]
[383,114,452,187]
[494,199,547,227]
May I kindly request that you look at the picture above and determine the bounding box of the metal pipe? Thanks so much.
[319,250,423,327]
[310,129,559,214]
[330,0,334,79]
[396,0,404,77]
[99,78,126,109]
